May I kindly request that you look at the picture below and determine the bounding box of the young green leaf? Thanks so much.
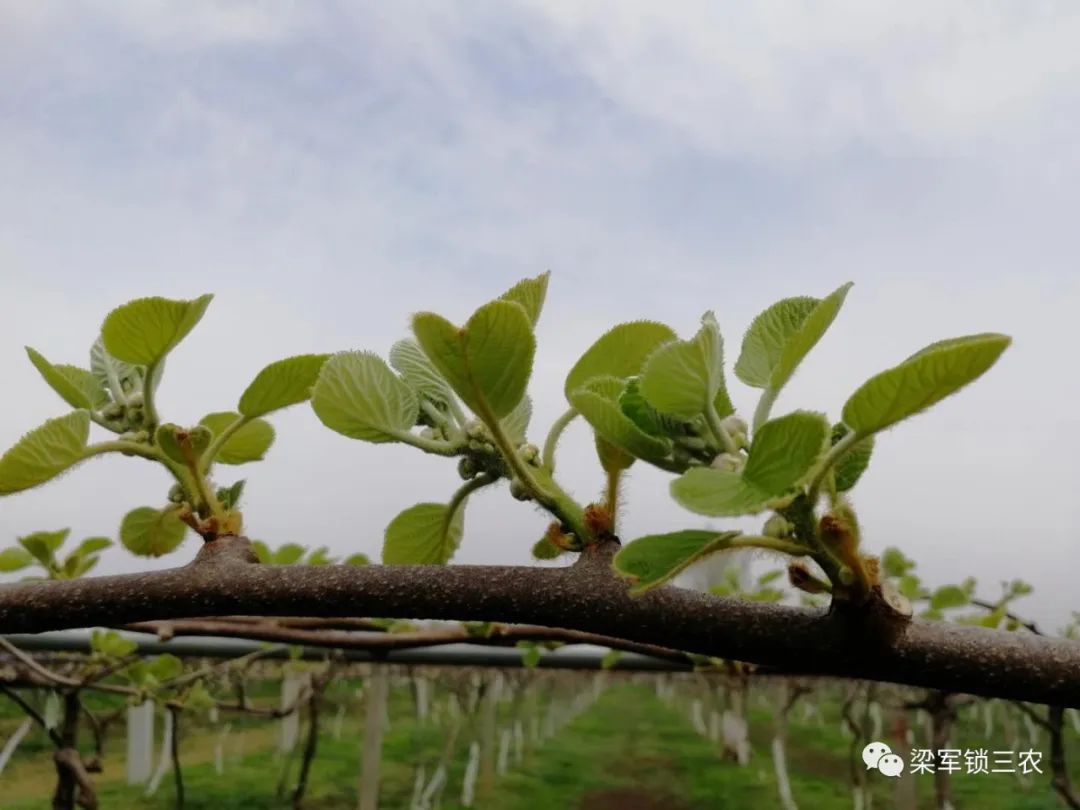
[501,395,532,445]
[199,412,275,464]
[842,333,1011,437]
[120,506,188,557]
[101,294,213,367]
[389,339,458,406]
[238,354,331,418]
[569,377,673,466]
[531,536,563,560]
[735,296,819,387]
[564,321,677,400]
[830,424,874,492]
[413,300,534,419]
[601,650,622,670]
[91,629,138,659]
[519,642,542,669]
[0,547,34,572]
[271,543,306,565]
[90,338,142,400]
[343,553,371,566]
[0,411,91,493]
[72,537,112,557]
[146,654,184,682]
[671,411,828,516]
[499,271,550,326]
[17,529,70,566]
[880,547,916,579]
[25,348,109,411]
[382,502,465,565]
[640,311,732,419]
[311,351,419,442]
[614,530,742,594]
[930,584,969,611]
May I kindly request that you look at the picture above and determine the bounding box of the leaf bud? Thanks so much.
[709,452,743,472]
[457,457,477,480]
[509,478,532,501]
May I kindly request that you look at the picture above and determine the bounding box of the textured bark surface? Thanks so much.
[1,536,1078,706]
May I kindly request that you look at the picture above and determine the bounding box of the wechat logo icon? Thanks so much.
[863,742,905,778]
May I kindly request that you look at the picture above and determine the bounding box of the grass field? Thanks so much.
[1,679,1075,809]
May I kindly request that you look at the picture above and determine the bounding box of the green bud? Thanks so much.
[457,457,477,480]
[762,514,793,539]
[464,420,487,440]
[518,443,540,465]
[168,483,186,504]
[126,392,145,408]
[509,478,531,501]
[103,402,125,420]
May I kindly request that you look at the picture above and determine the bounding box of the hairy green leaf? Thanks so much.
[569,377,672,465]
[501,395,532,445]
[26,348,109,410]
[614,530,742,594]
[413,300,534,419]
[101,294,213,367]
[842,333,1011,437]
[382,502,465,565]
[671,412,827,516]
[499,271,550,326]
[564,321,677,400]
[199,412,275,464]
[312,351,419,442]
[120,506,188,557]
[770,284,851,389]
[238,354,331,418]
[0,411,91,493]
[90,338,142,400]
[829,423,874,492]
[640,312,732,420]
[389,339,457,406]
[735,296,819,388]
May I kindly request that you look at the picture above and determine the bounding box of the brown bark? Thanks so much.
[2,536,1079,706]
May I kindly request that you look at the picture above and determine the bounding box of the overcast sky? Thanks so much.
[1,2,1078,630]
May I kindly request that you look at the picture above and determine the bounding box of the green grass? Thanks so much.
[2,682,1075,808]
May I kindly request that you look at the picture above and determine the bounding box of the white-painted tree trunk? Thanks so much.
[461,741,480,808]
[691,700,707,736]
[145,708,174,797]
[280,673,304,754]
[497,728,511,776]
[126,701,155,785]
[333,704,347,740]
[0,718,32,776]
[214,723,231,776]
[358,668,389,810]
[513,720,524,765]
[409,765,426,810]
[771,735,798,810]
[984,701,995,738]
[414,677,430,724]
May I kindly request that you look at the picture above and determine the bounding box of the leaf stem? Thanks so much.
[200,414,249,474]
[604,468,621,530]
[82,441,164,463]
[142,362,161,438]
[395,432,463,457]
[806,431,860,505]
[752,387,779,433]
[729,535,812,556]
[541,408,577,472]
[477,401,590,541]
[704,401,739,455]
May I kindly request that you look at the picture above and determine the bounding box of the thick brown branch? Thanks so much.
[1,536,1078,706]
[121,619,692,664]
